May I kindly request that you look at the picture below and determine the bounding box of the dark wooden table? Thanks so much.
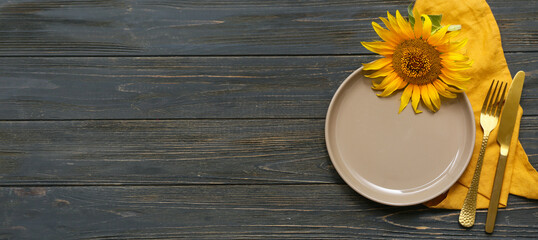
[0,0,536,239]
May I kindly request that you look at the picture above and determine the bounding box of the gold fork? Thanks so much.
[459,80,507,228]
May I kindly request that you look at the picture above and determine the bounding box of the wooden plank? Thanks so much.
[0,55,363,119]
[0,118,535,185]
[0,119,336,185]
[0,53,536,120]
[0,185,536,239]
[0,0,534,56]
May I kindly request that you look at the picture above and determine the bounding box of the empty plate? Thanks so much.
[325,67,476,206]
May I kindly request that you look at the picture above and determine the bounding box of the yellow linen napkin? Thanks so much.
[413,0,538,209]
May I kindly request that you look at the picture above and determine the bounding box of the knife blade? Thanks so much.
[485,71,525,233]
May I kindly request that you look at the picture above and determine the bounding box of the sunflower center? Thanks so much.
[392,39,441,85]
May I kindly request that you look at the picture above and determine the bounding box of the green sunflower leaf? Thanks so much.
[408,3,415,26]
[429,14,443,32]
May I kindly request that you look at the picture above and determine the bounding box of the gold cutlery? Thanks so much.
[485,71,526,233]
[459,79,506,228]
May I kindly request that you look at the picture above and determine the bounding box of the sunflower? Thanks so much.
[361,8,472,113]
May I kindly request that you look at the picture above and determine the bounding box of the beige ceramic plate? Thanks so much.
[325,67,475,206]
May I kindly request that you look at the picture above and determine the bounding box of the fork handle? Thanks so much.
[459,133,490,227]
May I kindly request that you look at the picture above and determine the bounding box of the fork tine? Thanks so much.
[490,81,504,116]
[482,80,496,113]
[486,80,500,114]
[494,82,507,117]
[490,82,502,115]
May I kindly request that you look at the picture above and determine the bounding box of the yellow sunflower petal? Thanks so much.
[395,10,414,39]
[455,60,474,68]
[440,68,471,81]
[411,84,422,113]
[445,36,466,50]
[450,38,468,51]
[427,84,441,110]
[379,17,395,32]
[420,85,436,112]
[445,85,464,93]
[372,22,399,46]
[397,78,408,89]
[365,64,394,78]
[398,85,413,113]
[435,30,461,46]
[436,38,468,53]
[372,79,387,90]
[439,74,468,90]
[372,72,398,90]
[421,14,432,39]
[440,52,469,61]
[442,30,460,41]
[437,77,464,93]
[386,12,403,36]
[413,8,423,38]
[435,44,449,53]
[442,59,473,71]
[377,77,404,97]
[428,25,450,46]
[363,57,392,70]
[361,41,395,56]
[432,79,458,98]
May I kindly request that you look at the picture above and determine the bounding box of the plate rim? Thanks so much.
[325,66,476,206]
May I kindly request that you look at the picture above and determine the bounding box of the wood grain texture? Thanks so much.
[0,0,534,56]
[0,119,337,185]
[0,185,536,239]
[0,0,536,238]
[0,53,536,120]
[0,117,535,185]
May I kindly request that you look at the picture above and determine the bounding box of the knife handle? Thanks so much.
[485,150,508,233]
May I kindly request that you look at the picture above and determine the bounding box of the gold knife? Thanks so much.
[485,71,525,233]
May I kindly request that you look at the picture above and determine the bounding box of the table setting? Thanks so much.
[327,0,537,234]
[0,0,536,238]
